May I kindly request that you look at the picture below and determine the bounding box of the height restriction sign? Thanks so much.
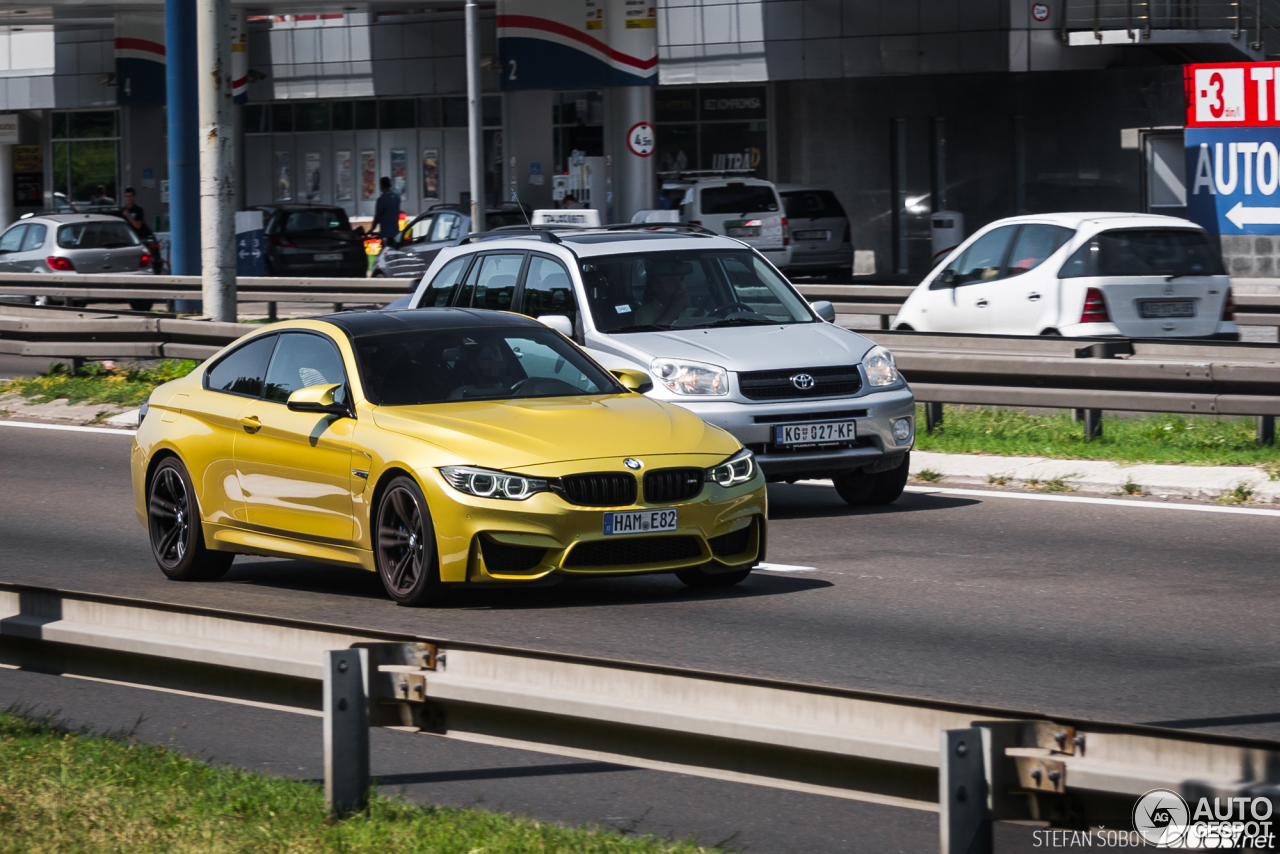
[1185,61,1280,234]
[627,122,655,157]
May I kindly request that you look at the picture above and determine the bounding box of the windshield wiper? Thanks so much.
[693,317,778,328]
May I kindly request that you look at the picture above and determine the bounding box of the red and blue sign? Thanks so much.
[497,0,657,90]
[1186,62,1280,234]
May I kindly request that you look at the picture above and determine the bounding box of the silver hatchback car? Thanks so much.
[0,214,151,276]
[404,226,916,506]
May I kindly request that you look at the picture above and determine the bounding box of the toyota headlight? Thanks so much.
[862,346,900,387]
[651,358,729,396]
[440,466,549,500]
[707,448,756,487]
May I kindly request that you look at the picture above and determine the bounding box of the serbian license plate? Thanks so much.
[776,420,857,447]
[1138,299,1196,319]
[314,252,344,261]
[794,230,829,241]
[726,226,760,238]
[603,509,678,536]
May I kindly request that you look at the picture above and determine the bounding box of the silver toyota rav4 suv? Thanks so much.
[403,225,915,505]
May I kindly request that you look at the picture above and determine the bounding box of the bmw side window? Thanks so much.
[1005,225,1074,279]
[205,335,277,398]
[20,224,46,252]
[0,225,26,253]
[418,255,471,307]
[262,333,348,404]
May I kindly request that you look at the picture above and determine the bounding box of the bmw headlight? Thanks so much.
[440,466,549,500]
[862,346,900,387]
[707,448,756,487]
[651,358,729,396]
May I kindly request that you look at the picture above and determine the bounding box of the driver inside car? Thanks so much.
[633,259,694,326]
[445,340,518,400]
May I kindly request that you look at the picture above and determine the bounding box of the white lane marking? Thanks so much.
[903,485,1280,518]
[756,562,816,572]
[0,420,136,436]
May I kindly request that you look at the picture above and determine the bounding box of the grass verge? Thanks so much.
[915,405,1280,470]
[0,709,718,854]
[0,360,197,409]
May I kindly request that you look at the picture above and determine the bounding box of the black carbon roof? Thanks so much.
[317,308,542,339]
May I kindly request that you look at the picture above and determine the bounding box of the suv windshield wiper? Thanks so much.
[688,317,778,328]
[610,324,670,333]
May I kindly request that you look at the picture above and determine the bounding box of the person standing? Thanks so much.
[374,176,400,246]
[121,187,147,237]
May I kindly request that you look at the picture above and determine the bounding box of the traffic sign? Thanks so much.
[627,122,655,158]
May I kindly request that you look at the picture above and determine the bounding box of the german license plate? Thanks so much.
[314,252,344,261]
[775,420,857,446]
[794,230,829,241]
[603,509,678,536]
[1138,299,1196,319]
[726,226,760,238]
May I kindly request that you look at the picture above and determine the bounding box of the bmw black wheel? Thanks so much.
[148,457,233,580]
[375,476,441,606]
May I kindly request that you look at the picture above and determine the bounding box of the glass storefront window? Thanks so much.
[69,111,118,139]
[379,99,416,129]
[355,101,377,130]
[295,102,330,132]
[442,97,468,128]
[654,86,769,179]
[271,103,293,133]
[483,95,502,127]
[332,101,353,130]
[51,111,120,208]
[418,97,441,128]
[52,113,67,139]
[244,104,269,133]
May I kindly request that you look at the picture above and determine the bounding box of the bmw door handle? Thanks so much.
[239,415,262,433]
[975,298,988,308]
[1027,292,1041,301]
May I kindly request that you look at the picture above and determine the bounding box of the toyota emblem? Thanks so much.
[790,373,815,390]
[623,458,643,470]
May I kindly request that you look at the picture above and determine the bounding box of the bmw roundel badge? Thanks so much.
[623,458,643,470]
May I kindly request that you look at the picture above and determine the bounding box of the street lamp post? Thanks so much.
[197,0,236,321]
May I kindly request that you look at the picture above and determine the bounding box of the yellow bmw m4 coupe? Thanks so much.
[131,309,767,605]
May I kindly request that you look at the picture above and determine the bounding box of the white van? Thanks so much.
[660,173,792,270]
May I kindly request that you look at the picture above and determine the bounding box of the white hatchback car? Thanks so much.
[895,213,1239,340]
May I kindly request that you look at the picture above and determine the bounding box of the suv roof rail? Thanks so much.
[598,223,718,236]
[657,168,758,181]
[458,228,563,245]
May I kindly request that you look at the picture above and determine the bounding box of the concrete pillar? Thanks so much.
[605,86,655,223]
[166,0,202,312]
[0,144,13,230]
[503,90,554,210]
[198,0,236,321]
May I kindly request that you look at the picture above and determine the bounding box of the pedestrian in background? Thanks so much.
[375,176,400,247]
[121,187,148,238]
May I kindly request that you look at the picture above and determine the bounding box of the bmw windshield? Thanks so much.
[580,249,815,333]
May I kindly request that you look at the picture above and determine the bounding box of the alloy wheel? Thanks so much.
[378,486,427,595]
[149,466,191,567]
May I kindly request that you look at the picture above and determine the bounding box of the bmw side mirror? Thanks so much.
[287,383,351,417]
[810,299,836,323]
[611,369,654,394]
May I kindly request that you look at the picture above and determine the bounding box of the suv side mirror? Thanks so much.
[938,269,957,286]
[611,369,654,394]
[537,315,574,337]
[809,299,836,323]
[287,383,351,417]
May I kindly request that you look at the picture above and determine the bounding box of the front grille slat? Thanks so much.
[739,365,863,401]
[564,536,702,568]
[643,468,705,504]
[555,472,637,507]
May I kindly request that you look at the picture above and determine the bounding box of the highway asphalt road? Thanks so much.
[1,423,1278,851]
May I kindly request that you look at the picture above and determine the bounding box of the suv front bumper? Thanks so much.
[670,385,916,482]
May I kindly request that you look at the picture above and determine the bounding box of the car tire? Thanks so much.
[833,452,910,507]
[371,269,386,278]
[676,564,752,588]
[147,457,234,581]
[374,476,442,606]
[129,300,154,312]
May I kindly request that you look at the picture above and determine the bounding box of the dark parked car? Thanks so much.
[253,204,366,278]
[372,203,530,279]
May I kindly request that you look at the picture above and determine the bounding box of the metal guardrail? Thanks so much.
[2,582,1277,849]
[0,272,406,308]
[0,314,244,362]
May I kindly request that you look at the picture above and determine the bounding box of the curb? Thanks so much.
[909,450,1280,503]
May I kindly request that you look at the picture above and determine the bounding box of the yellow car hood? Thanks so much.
[372,394,739,469]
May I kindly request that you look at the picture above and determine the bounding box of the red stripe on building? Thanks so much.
[495,14,657,71]
[114,37,165,57]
